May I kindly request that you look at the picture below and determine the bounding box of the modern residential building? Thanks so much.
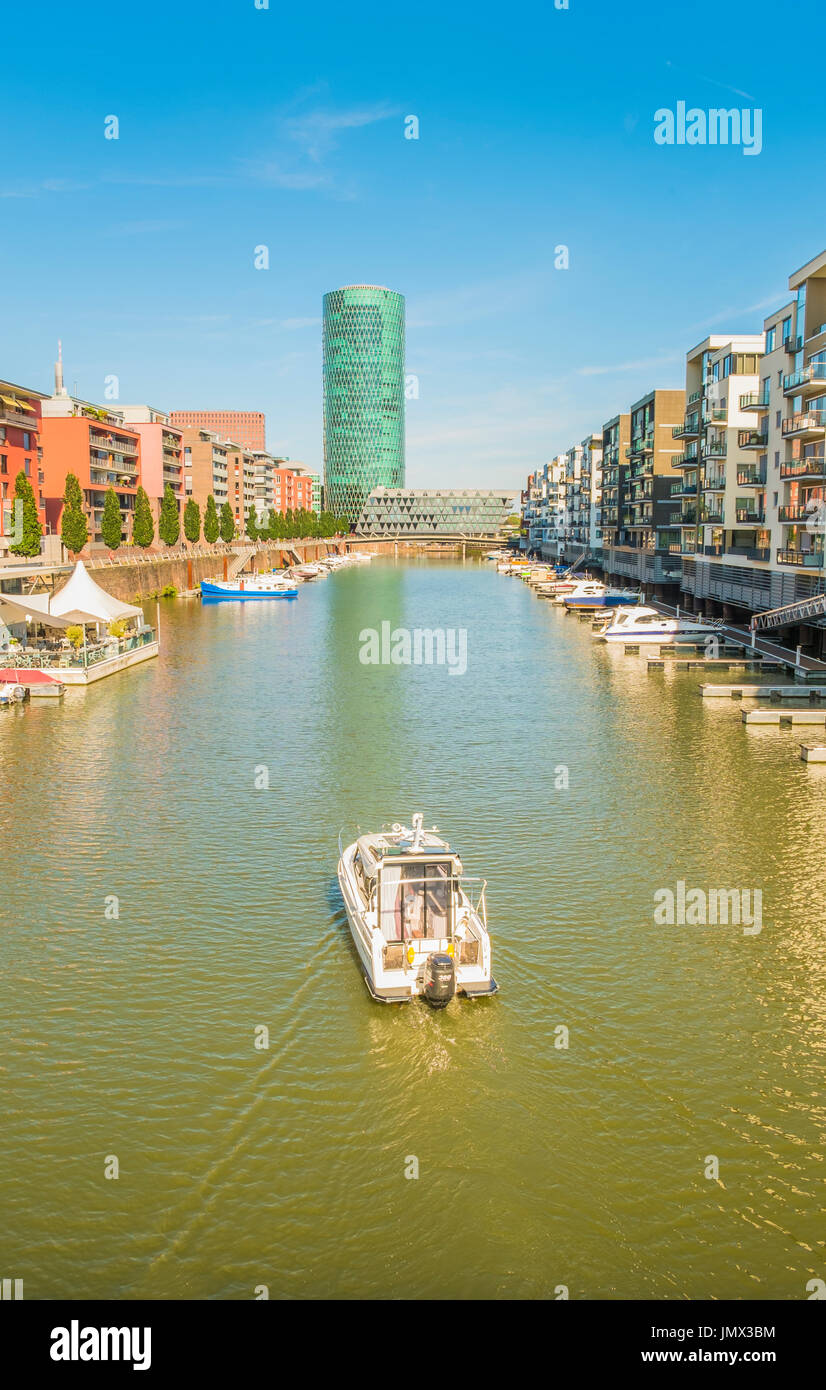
[0,379,46,552]
[226,443,257,529]
[40,365,144,548]
[181,427,231,516]
[356,488,512,537]
[170,410,266,453]
[602,388,685,592]
[600,412,631,563]
[323,285,406,522]
[675,335,765,612]
[118,405,185,524]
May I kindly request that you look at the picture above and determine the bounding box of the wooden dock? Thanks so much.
[800,742,826,762]
[742,708,826,725]
[648,657,781,671]
[700,683,826,700]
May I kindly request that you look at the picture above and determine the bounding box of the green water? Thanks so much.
[1,558,824,1299]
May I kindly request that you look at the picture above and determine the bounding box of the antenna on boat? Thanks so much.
[411,812,424,850]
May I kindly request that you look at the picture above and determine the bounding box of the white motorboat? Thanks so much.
[337,814,498,1006]
[598,605,722,642]
[293,562,327,580]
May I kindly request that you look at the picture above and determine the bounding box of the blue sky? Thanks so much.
[2,0,824,493]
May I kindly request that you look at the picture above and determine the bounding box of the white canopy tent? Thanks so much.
[0,591,81,630]
[50,561,144,623]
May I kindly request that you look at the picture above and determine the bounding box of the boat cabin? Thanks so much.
[352,831,465,946]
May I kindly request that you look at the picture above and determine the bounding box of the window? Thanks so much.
[22,432,30,449]
[766,326,776,353]
[782,316,792,342]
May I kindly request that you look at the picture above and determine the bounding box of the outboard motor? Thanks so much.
[423,953,455,1009]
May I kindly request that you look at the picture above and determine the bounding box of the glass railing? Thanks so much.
[777,548,824,566]
[738,429,769,448]
[736,467,767,485]
[0,629,156,671]
[783,362,826,393]
[739,391,770,410]
[782,410,826,436]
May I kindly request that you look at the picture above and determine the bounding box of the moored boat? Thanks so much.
[561,581,641,609]
[201,575,299,599]
[337,814,498,1006]
[598,605,722,642]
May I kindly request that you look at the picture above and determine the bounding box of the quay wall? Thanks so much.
[59,537,484,604]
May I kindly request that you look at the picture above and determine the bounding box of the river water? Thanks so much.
[1,557,824,1299]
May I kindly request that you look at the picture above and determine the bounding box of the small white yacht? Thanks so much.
[337,814,498,1006]
[598,605,722,642]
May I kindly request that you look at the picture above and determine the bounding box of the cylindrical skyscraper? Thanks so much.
[323,284,405,522]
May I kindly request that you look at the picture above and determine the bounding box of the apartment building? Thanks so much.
[0,379,46,552]
[676,250,826,653]
[40,394,143,547]
[181,427,231,517]
[118,404,185,525]
[603,388,685,592]
[675,336,765,613]
[600,412,631,561]
[226,443,257,527]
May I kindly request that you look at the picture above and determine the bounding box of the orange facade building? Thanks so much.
[39,406,143,547]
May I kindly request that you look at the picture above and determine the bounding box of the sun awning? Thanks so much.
[11,397,35,411]
[0,591,82,629]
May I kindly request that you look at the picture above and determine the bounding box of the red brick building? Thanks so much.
[170,410,265,453]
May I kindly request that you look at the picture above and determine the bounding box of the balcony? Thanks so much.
[782,409,826,439]
[701,510,724,525]
[777,548,824,567]
[727,546,770,562]
[736,465,767,486]
[705,407,728,424]
[672,449,699,468]
[687,388,703,406]
[680,506,697,524]
[89,433,138,456]
[0,405,38,430]
[703,475,726,492]
[735,508,765,525]
[704,544,723,557]
[780,454,826,480]
[670,480,697,497]
[739,390,770,412]
[673,415,700,439]
[738,428,769,450]
[782,361,826,396]
[783,335,802,354]
[778,504,818,523]
[703,437,727,459]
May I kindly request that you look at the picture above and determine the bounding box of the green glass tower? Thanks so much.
[323,285,405,522]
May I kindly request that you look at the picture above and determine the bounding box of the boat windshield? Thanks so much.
[378,861,453,942]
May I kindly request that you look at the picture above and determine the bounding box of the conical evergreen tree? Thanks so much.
[158,482,180,547]
[267,507,285,541]
[245,503,259,541]
[9,470,43,558]
[100,486,123,551]
[60,472,88,555]
[203,494,220,544]
[184,497,201,544]
[220,501,235,543]
[132,486,155,549]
